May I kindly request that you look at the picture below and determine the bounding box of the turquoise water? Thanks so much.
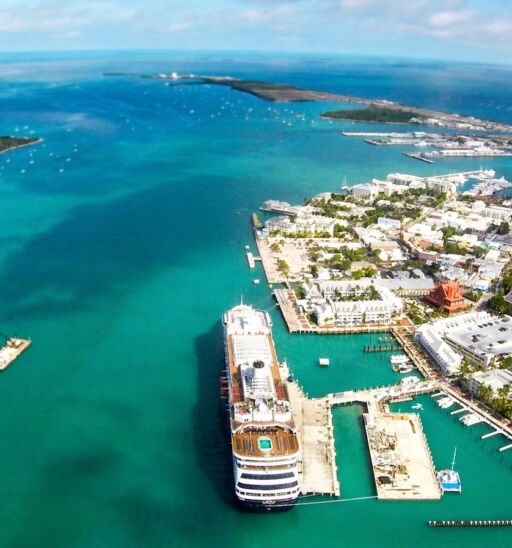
[0,52,511,547]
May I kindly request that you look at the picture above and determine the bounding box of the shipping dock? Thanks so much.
[282,362,340,497]
[0,337,31,371]
[364,413,441,500]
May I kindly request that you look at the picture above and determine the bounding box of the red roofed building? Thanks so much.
[425,281,467,314]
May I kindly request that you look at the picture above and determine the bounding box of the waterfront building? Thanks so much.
[415,324,463,375]
[265,212,335,236]
[417,312,512,370]
[467,369,512,397]
[313,298,397,326]
[351,183,378,201]
[300,280,403,327]
[425,281,467,314]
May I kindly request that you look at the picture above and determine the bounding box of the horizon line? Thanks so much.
[0,47,511,70]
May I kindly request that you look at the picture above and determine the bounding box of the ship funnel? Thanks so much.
[252,360,267,385]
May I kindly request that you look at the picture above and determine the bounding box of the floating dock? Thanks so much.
[245,252,261,269]
[364,344,401,353]
[403,152,435,163]
[0,338,31,371]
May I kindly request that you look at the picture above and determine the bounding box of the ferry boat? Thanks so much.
[437,448,461,493]
[222,304,300,511]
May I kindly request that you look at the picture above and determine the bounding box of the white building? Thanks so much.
[415,325,463,375]
[467,369,512,397]
[351,183,378,201]
[265,213,335,236]
[377,217,402,230]
[483,206,512,222]
[417,311,512,370]
[301,281,403,327]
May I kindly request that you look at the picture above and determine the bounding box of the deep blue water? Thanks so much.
[0,51,510,547]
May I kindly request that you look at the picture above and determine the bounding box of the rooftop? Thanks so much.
[447,315,512,359]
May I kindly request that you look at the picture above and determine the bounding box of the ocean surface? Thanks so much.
[0,51,511,547]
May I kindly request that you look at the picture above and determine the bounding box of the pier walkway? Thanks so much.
[330,379,439,414]
[282,363,340,497]
[0,338,31,371]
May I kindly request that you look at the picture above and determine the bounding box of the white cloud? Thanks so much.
[0,1,139,33]
[167,22,193,33]
[429,10,473,27]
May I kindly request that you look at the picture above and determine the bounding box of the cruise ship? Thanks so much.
[222,304,301,511]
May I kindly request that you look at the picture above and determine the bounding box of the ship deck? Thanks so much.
[226,333,289,405]
[232,427,299,458]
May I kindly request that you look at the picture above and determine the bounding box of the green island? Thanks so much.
[321,106,422,124]
[0,136,40,154]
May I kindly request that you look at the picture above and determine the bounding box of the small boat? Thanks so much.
[390,355,410,365]
[437,448,461,493]
[460,413,482,426]
[400,375,420,386]
[437,397,454,409]
[253,279,260,285]
[319,358,330,367]
[392,363,414,373]
[412,403,423,410]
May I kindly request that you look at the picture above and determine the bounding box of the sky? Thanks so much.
[0,0,511,64]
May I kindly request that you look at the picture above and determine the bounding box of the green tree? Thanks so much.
[498,221,510,235]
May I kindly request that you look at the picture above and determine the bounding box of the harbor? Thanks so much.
[283,352,442,501]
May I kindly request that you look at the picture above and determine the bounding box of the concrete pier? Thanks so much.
[282,363,340,497]
[450,407,467,415]
[0,338,31,371]
[482,430,501,439]
[364,413,441,500]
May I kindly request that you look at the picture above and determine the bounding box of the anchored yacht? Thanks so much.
[222,304,300,511]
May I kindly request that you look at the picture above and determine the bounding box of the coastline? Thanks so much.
[0,137,43,155]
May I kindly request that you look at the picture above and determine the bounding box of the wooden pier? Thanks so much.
[0,338,31,371]
[429,520,512,528]
[251,212,262,229]
[363,344,401,353]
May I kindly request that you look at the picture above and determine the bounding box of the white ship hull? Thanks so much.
[223,304,301,511]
